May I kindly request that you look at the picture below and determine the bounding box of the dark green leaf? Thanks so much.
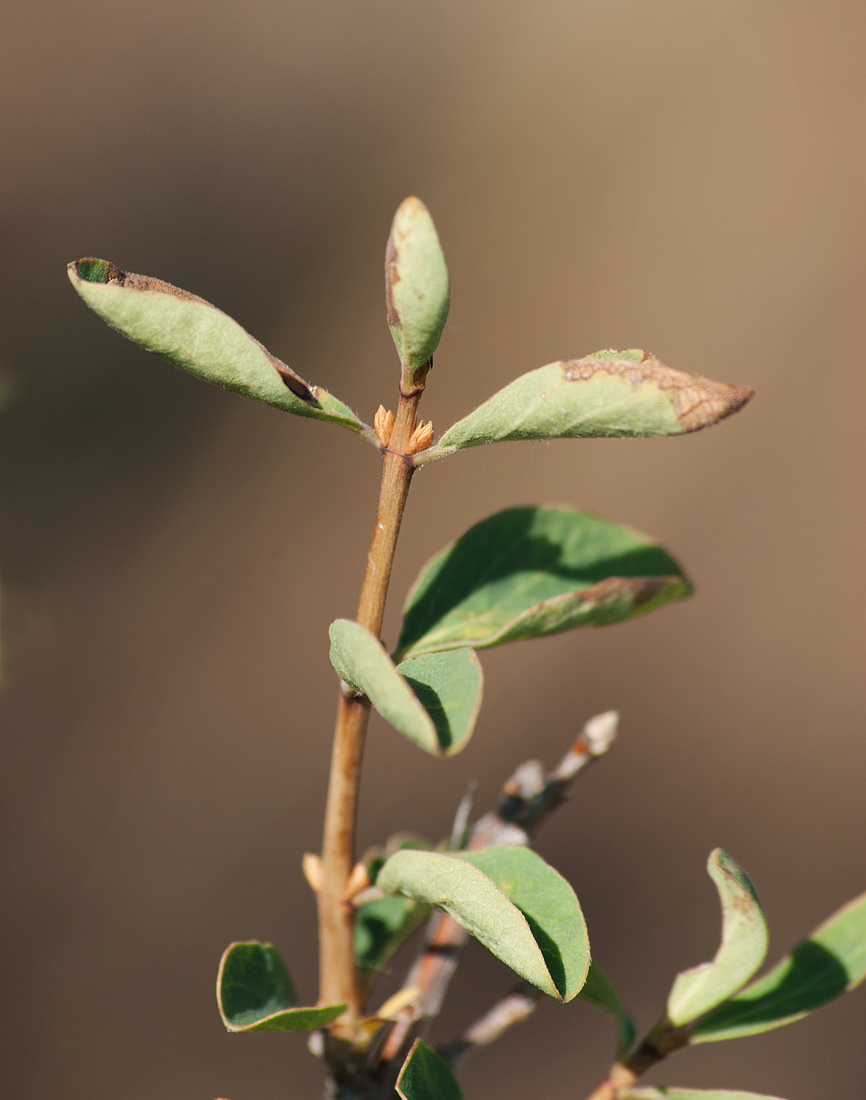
[396,506,690,659]
[667,849,768,1025]
[378,847,587,999]
[329,619,482,755]
[427,351,752,459]
[396,1039,464,1100]
[355,896,430,978]
[691,890,866,1043]
[579,961,636,1058]
[216,941,345,1032]
[68,259,371,438]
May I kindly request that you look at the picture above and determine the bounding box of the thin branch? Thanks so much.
[438,981,542,1068]
[377,711,619,1067]
[318,389,421,1038]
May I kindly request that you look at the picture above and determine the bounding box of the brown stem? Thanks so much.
[583,1022,690,1100]
[318,389,421,1037]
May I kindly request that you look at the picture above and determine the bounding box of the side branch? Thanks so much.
[378,711,618,1066]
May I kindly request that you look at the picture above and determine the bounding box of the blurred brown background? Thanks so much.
[0,2,863,1098]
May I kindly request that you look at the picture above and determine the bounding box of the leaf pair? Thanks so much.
[376,846,589,1002]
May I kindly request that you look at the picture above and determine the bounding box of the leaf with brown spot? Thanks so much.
[425,349,753,460]
[68,258,372,438]
[395,506,691,660]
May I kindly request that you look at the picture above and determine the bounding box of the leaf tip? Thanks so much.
[68,257,121,286]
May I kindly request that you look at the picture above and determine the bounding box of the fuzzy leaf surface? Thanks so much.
[216,942,345,1032]
[377,847,585,999]
[329,620,481,755]
[432,350,752,456]
[386,198,450,373]
[396,1039,464,1100]
[667,849,768,1026]
[579,961,636,1058]
[459,847,589,1000]
[691,890,866,1043]
[68,259,367,435]
[396,506,690,659]
[622,1090,787,1100]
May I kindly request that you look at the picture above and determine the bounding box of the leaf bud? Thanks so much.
[385,197,450,392]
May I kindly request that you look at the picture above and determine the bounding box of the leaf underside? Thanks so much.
[68,259,366,435]
[691,890,866,1042]
[377,847,588,1000]
[329,619,482,755]
[396,506,690,659]
[667,849,768,1026]
[433,350,753,455]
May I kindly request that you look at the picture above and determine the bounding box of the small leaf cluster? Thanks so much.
[69,199,865,1100]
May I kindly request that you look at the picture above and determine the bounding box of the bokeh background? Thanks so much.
[1,2,863,1098]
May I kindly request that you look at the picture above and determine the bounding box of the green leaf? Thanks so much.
[355,896,431,978]
[667,849,768,1026]
[395,506,690,659]
[216,942,346,1032]
[691,890,866,1043]
[68,259,370,438]
[459,847,589,1001]
[396,1039,464,1100]
[328,619,482,755]
[377,847,588,1000]
[429,350,753,458]
[621,1090,787,1100]
[385,198,450,383]
[579,961,636,1058]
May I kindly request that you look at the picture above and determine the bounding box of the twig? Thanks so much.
[438,981,542,1068]
[377,711,619,1067]
[318,389,421,1039]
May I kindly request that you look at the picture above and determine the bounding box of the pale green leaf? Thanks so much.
[396,1039,464,1100]
[68,259,371,438]
[459,847,589,1000]
[427,350,752,459]
[579,961,636,1058]
[396,506,690,660]
[667,849,768,1026]
[622,1089,787,1100]
[386,198,450,382]
[216,942,345,1032]
[328,619,482,755]
[378,847,586,999]
[691,890,866,1043]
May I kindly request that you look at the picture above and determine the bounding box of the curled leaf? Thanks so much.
[216,942,345,1032]
[328,619,482,755]
[68,259,370,438]
[691,889,866,1043]
[377,846,588,1000]
[667,849,768,1026]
